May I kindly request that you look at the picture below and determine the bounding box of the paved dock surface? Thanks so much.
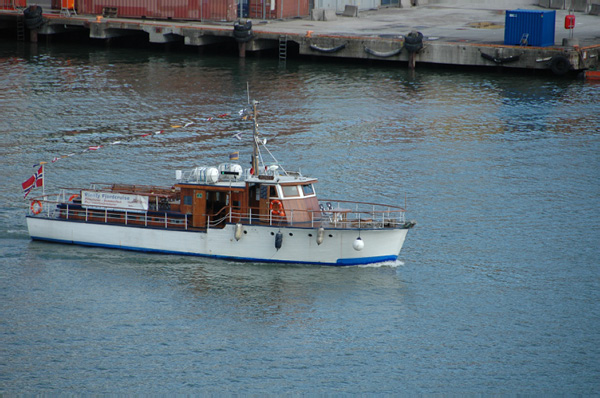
[251,3,599,47]
[20,0,600,47]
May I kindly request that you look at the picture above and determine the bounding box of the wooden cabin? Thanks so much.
[175,173,321,229]
[59,172,323,230]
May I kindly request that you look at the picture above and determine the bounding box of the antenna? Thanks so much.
[252,100,259,175]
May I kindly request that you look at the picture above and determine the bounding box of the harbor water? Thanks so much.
[1,39,599,394]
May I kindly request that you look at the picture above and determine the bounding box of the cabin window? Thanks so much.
[302,184,314,196]
[183,195,192,206]
[282,185,299,198]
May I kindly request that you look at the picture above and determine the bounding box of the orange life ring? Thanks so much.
[68,194,79,202]
[31,200,43,215]
[270,200,286,217]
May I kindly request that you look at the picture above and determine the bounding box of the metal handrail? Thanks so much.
[27,195,407,230]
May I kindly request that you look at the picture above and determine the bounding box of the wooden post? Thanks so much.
[238,42,246,58]
[409,52,416,69]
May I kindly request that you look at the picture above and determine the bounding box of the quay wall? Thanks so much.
[0,6,598,76]
[297,34,597,75]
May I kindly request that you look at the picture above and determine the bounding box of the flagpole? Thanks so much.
[42,164,45,196]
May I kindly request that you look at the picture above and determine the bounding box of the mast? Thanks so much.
[42,163,45,196]
[252,100,259,176]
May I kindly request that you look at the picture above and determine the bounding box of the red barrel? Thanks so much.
[565,14,575,29]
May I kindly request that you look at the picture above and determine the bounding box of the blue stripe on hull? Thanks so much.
[30,236,394,266]
[336,255,398,265]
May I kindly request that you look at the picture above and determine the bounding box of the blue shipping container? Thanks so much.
[504,9,556,47]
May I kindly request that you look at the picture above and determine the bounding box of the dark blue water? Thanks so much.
[1,40,599,394]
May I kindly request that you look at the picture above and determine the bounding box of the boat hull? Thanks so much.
[26,216,409,266]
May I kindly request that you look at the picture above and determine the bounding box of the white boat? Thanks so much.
[25,101,415,266]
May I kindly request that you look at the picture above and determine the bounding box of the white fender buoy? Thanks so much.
[234,223,243,241]
[316,227,325,245]
[353,237,364,251]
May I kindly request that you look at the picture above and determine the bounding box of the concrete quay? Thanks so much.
[1,0,599,76]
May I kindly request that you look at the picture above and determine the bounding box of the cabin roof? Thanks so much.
[244,175,318,185]
[176,181,246,189]
[176,175,317,188]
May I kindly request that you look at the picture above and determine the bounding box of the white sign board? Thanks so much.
[82,190,149,212]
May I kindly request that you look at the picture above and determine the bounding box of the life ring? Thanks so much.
[31,200,43,215]
[68,194,79,202]
[270,200,286,217]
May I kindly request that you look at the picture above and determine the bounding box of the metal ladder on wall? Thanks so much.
[61,7,77,17]
[16,14,25,41]
[279,35,287,61]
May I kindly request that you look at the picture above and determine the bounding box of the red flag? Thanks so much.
[35,165,43,188]
[22,165,43,198]
[22,175,35,198]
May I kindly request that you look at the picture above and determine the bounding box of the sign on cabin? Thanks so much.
[81,190,149,212]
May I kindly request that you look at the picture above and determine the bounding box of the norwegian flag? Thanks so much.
[22,165,44,199]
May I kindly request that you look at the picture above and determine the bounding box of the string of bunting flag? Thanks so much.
[38,108,254,166]
[21,107,254,199]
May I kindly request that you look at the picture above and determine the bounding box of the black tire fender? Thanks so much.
[24,5,44,29]
[404,31,424,53]
[235,33,253,43]
[24,5,42,18]
[233,20,252,42]
[25,15,44,29]
[233,20,252,32]
[233,29,251,39]
[549,55,571,76]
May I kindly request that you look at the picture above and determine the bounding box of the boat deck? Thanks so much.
[28,192,411,231]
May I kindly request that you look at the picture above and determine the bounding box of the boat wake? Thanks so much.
[358,259,404,268]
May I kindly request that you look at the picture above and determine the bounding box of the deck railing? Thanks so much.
[27,192,407,230]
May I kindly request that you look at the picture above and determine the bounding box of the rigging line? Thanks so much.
[255,136,266,170]
[261,143,288,176]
